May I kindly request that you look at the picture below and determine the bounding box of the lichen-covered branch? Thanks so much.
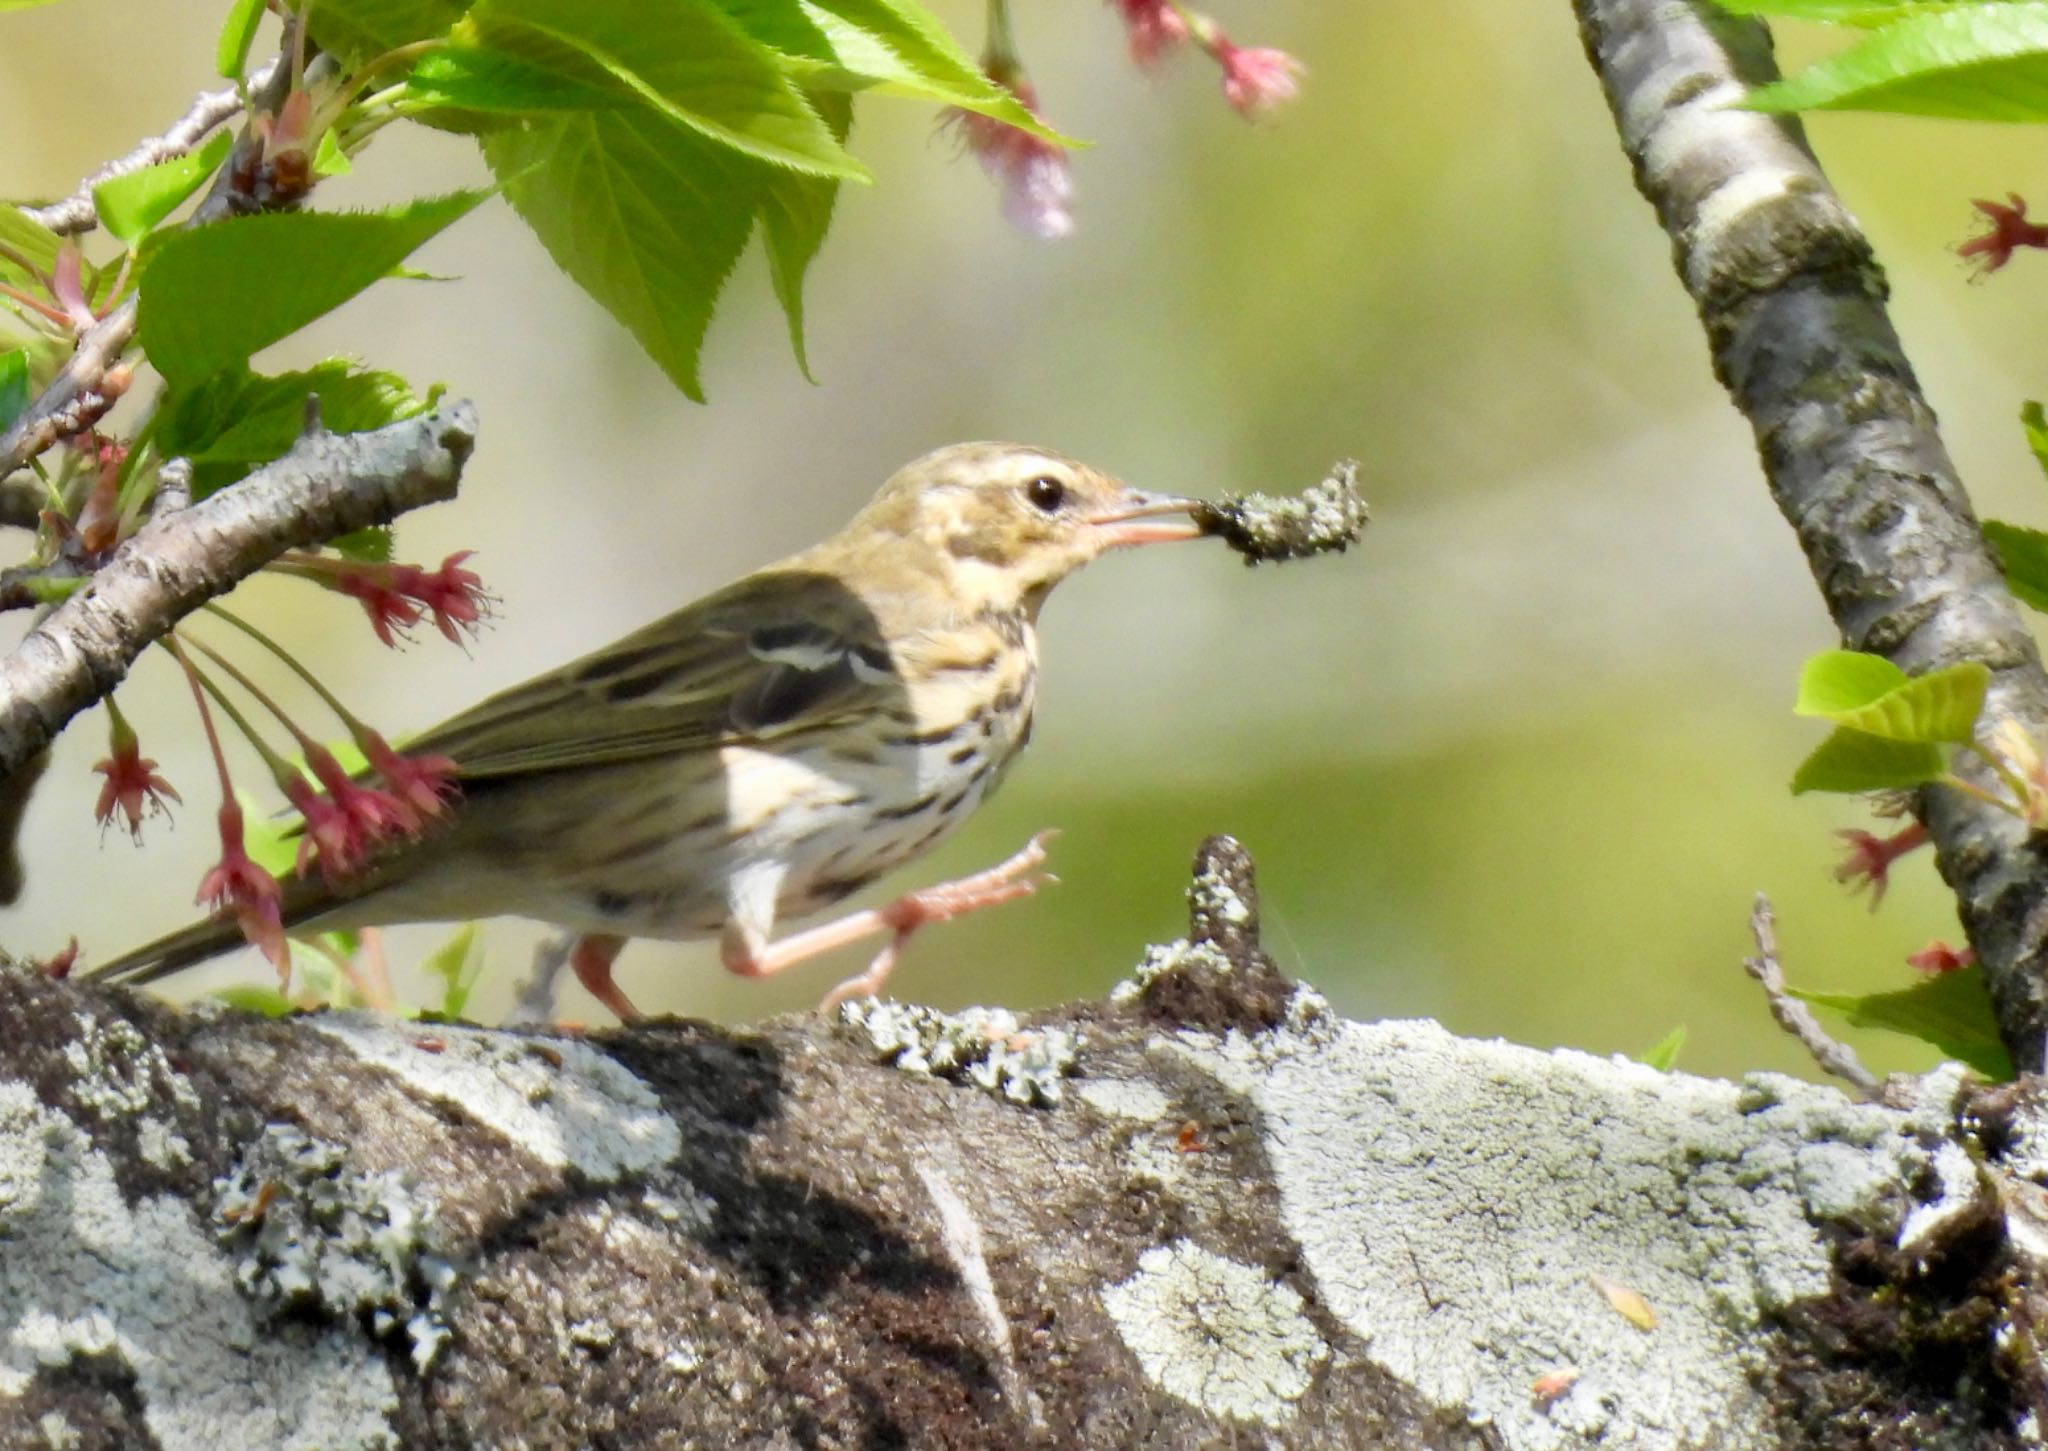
[0,401,477,784]
[0,839,2039,1447]
[1574,0,2048,1071]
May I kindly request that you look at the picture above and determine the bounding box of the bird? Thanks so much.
[89,442,1208,1018]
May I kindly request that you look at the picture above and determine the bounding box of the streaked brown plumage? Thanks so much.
[91,443,1204,1014]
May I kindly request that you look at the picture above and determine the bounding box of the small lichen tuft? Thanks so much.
[1110,939,1233,1005]
[1196,459,1368,565]
[213,1124,458,1370]
[837,1000,1081,1107]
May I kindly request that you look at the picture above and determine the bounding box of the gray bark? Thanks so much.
[1574,0,2048,1073]
[1,839,2042,1449]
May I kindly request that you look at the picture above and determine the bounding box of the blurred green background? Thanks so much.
[5,0,2044,1080]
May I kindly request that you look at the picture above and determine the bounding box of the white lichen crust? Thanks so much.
[1101,1240,1329,1427]
[837,999,1081,1106]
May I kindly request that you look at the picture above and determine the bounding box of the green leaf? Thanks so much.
[1985,519,2048,612]
[92,130,235,249]
[1794,648,1910,716]
[159,360,428,496]
[0,206,61,290]
[1794,650,1990,742]
[0,348,28,434]
[2023,400,2048,481]
[423,0,867,179]
[1748,3,2048,119]
[1792,969,2013,1078]
[212,984,298,1017]
[416,922,483,1020]
[797,0,1058,133]
[331,526,395,562]
[1640,1026,1687,1071]
[761,89,848,380]
[485,111,763,400]
[304,0,471,63]
[1791,726,1946,793]
[1713,0,2029,26]
[217,0,268,79]
[138,190,487,385]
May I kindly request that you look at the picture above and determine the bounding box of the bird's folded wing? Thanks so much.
[407,568,905,779]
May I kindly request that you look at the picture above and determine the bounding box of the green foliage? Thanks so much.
[137,190,486,386]
[91,131,234,249]
[416,922,484,1019]
[2023,400,2048,475]
[1716,0,2027,25]
[0,207,61,291]
[1794,650,1989,742]
[1792,969,2013,1078]
[157,360,431,501]
[0,348,27,434]
[0,0,66,10]
[212,984,298,1017]
[303,0,473,64]
[1745,2,2048,120]
[216,0,267,79]
[1790,650,1989,793]
[1984,519,2048,611]
[1639,1025,1686,1071]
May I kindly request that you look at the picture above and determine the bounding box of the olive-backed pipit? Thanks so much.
[90,443,1207,1016]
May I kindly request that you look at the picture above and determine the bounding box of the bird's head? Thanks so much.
[853,442,1203,615]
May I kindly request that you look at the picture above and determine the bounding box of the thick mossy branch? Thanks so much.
[1574,0,2048,1070]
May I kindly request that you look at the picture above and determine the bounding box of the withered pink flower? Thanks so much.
[946,73,1074,239]
[197,802,287,974]
[92,708,179,840]
[1960,194,2048,275]
[1217,43,1303,119]
[1112,0,1187,65]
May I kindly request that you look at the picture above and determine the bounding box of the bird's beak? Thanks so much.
[1086,489,1205,548]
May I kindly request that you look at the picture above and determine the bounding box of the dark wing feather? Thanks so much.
[407,568,899,780]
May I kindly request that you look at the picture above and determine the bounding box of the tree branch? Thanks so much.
[0,839,2039,1444]
[0,401,477,784]
[17,62,275,237]
[1574,0,2048,1070]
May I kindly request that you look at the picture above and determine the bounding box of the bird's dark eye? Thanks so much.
[1026,475,1066,512]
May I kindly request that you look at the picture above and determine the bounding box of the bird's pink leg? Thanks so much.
[570,932,641,1022]
[720,831,1056,1009]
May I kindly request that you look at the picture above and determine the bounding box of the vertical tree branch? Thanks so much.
[1575,0,2048,1069]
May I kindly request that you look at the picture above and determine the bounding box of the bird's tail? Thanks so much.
[85,874,347,989]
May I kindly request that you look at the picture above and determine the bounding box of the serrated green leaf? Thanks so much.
[312,130,354,179]
[1792,969,2013,1078]
[1791,726,1947,793]
[217,0,267,79]
[159,360,427,496]
[486,111,762,400]
[797,0,1059,134]
[1985,519,2048,612]
[1795,648,1910,715]
[212,984,298,1017]
[1640,1026,1687,1071]
[0,348,28,434]
[2023,400,2048,481]
[0,207,61,290]
[138,190,486,385]
[92,130,235,250]
[762,88,848,381]
[1748,3,2048,118]
[424,0,866,179]
[1794,650,1989,742]
[1714,0,2030,26]
[304,0,471,64]
[416,922,483,1019]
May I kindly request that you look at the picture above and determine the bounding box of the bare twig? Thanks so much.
[0,401,477,784]
[18,62,277,237]
[1743,894,1884,1099]
[0,41,297,489]
[1576,0,2048,1071]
